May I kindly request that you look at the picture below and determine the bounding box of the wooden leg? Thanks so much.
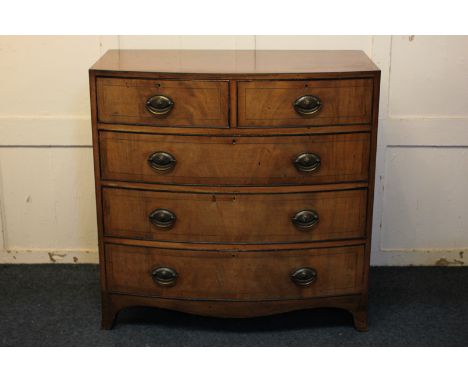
[101,313,116,330]
[351,308,368,332]
[101,293,118,330]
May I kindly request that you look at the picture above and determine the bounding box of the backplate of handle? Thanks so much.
[145,95,174,116]
[293,152,321,173]
[292,210,319,230]
[149,209,176,229]
[290,267,317,286]
[152,267,178,287]
[293,95,322,116]
[148,151,176,172]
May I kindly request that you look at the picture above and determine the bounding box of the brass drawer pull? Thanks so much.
[148,151,176,172]
[292,210,319,230]
[149,209,176,229]
[291,267,317,286]
[146,95,174,116]
[152,267,178,287]
[293,95,322,116]
[293,153,321,173]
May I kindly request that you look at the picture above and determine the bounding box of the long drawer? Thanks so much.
[238,79,373,128]
[96,78,229,128]
[99,131,370,186]
[102,187,367,244]
[105,243,365,300]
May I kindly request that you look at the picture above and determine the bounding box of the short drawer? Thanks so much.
[105,244,365,300]
[102,187,367,244]
[99,131,370,185]
[96,78,229,128]
[237,79,373,128]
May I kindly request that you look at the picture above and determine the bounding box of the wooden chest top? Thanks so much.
[90,49,379,77]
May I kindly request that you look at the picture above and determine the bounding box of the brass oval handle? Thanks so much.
[291,267,317,286]
[148,151,176,172]
[293,95,322,116]
[152,267,178,287]
[293,153,321,173]
[292,210,319,230]
[146,95,174,116]
[149,209,176,229]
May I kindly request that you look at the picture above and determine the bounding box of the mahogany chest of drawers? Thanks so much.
[89,50,380,331]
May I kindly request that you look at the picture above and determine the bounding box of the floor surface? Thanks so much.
[1,265,467,346]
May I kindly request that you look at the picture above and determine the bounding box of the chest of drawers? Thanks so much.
[89,50,380,331]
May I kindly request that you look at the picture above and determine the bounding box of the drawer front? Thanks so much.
[238,79,373,128]
[99,131,370,186]
[96,78,229,128]
[106,244,365,300]
[102,188,367,244]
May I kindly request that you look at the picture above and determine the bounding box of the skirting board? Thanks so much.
[0,248,467,266]
[374,249,467,266]
[0,249,99,264]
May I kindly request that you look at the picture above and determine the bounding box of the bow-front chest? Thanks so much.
[89,50,380,331]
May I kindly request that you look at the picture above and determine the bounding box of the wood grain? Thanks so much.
[102,293,363,327]
[89,71,108,293]
[90,50,379,75]
[100,181,369,194]
[238,79,373,128]
[102,187,367,244]
[106,244,365,300]
[98,122,372,136]
[99,131,370,186]
[97,78,229,128]
[102,236,367,252]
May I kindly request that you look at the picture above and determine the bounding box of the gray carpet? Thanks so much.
[1,265,467,346]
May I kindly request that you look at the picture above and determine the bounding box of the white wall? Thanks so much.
[0,35,467,265]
